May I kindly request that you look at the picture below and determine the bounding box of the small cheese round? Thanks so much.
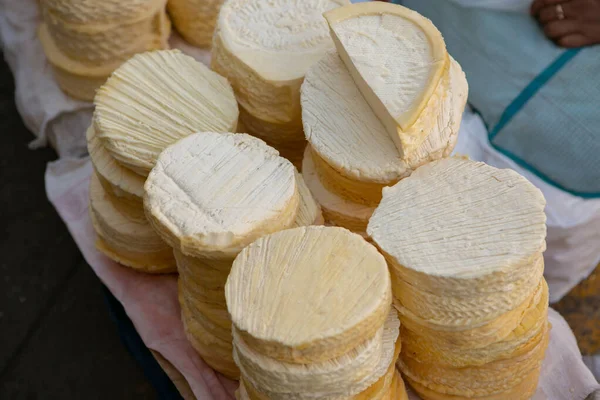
[367,157,547,293]
[211,0,348,125]
[301,51,465,187]
[168,0,224,48]
[226,225,392,363]
[89,172,175,273]
[94,50,238,175]
[302,147,374,235]
[87,125,145,203]
[144,132,298,258]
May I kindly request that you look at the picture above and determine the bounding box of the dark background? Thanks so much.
[0,52,155,399]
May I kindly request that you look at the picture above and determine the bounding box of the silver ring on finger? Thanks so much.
[556,4,566,20]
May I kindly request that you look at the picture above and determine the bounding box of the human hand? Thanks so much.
[531,0,600,47]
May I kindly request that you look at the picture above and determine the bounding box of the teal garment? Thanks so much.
[398,0,600,197]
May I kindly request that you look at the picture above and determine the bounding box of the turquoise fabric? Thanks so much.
[399,0,600,197]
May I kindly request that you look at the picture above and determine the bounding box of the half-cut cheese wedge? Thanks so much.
[324,3,448,158]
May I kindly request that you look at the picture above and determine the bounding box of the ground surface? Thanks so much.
[0,53,155,399]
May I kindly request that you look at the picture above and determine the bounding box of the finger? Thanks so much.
[543,20,581,38]
[558,33,591,47]
[531,0,566,15]
[538,2,576,23]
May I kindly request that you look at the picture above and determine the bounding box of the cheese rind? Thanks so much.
[94,50,238,175]
[226,226,392,363]
[324,3,449,157]
[144,132,298,258]
[301,51,464,184]
[89,172,175,272]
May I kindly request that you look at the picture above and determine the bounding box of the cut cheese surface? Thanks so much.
[94,50,238,175]
[217,0,348,82]
[87,125,145,202]
[324,3,448,156]
[144,132,298,258]
[302,51,464,183]
[367,157,547,280]
[89,172,175,272]
[226,225,391,363]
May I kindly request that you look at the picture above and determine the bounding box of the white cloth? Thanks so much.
[2,0,599,397]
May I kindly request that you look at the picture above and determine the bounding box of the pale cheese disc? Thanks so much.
[89,172,175,272]
[301,51,465,185]
[367,158,547,282]
[87,125,145,202]
[94,50,238,175]
[233,310,400,399]
[302,146,374,234]
[226,225,391,363]
[144,132,298,258]
[212,0,349,124]
[324,3,449,157]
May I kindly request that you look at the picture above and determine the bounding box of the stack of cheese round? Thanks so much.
[88,49,238,274]
[367,157,550,400]
[225,226,408,399]
[144,132,322,379]
[211,0,350,169]
[167,0,225,48]
[301,3,468,237]
[38,0,171,101]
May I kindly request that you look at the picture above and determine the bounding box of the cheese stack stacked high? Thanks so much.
[367,157,550,400]
[211,0,350,169]
[301,3,467,238]
[38,0,172,101]
[144,132,322,379]
[167,0,225,48]
[88,49,239,274]
[225,226,408,399]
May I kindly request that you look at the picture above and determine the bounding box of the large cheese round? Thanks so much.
[168,0,224,48]
[144,132,298,258]
[94,50,238,175]
[226,226,392,363]
[211,0,348,125]
[367,157,547,295]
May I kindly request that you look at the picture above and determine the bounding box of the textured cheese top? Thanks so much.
[325,3,448,157]
[302,52,464,183]
[367,158,547,280]
[41,0,164,24]
[87,125,145,201]
[144,132,298,258]
[226,226,391,363]
[216,0,348,82]
[94,50,238,176]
